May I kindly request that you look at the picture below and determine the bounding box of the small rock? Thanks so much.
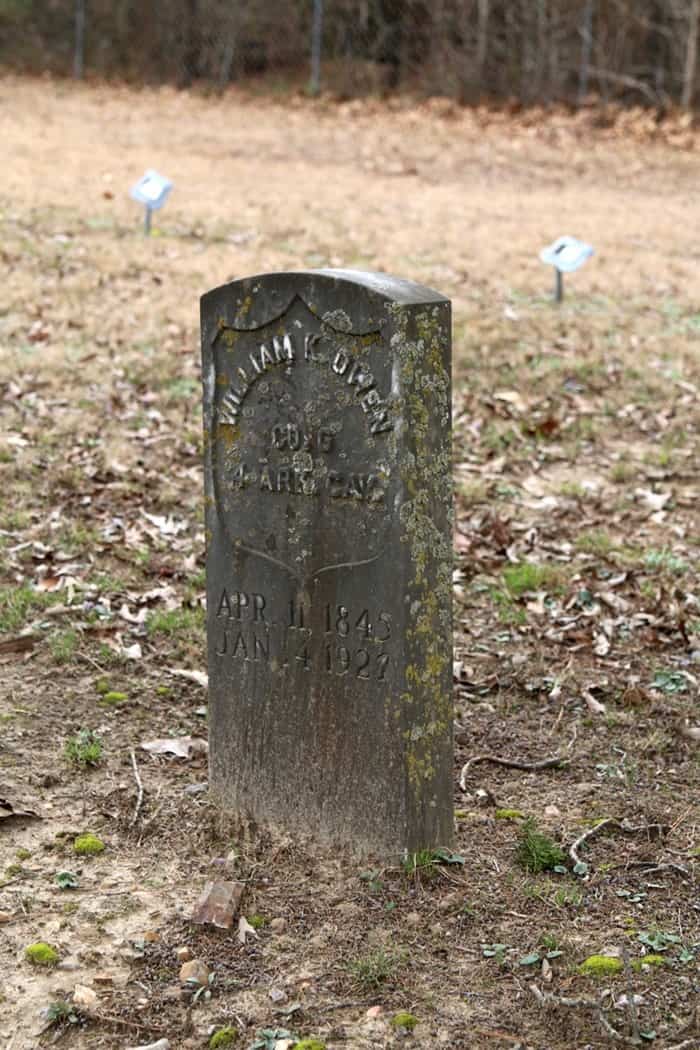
[269,986,287,1004]
[183,782,208,796]
[175,946,192,962]
[0,912,12,923]
[125,1041,171,1050]
[544,804,561,818]
[73,984,98,1011]
[179,959,209,986]
[406,911,421,927]
[143,930,160,943]
[57,956,81,972]
[191,880,244,929]
[366,1005,383,1019]
[269,917,286,933]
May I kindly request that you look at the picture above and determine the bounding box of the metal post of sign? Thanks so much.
[555,269,564,303]
[310,0,323,95]
[144,207,153,236]
[129,171,173,236]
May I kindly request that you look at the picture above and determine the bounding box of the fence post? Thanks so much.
[310,0,323,94]
[74,0,86,79]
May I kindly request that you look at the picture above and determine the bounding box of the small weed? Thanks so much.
[147,606,204,636]
[638,929,681,953]
[575,530,614,557]
[55,871,79,890]
[481,943,509,964]
[516,820,566,874]
[403,847,464,881]
[42,1000,81,1028]
[247,914,267,929]
[489,588,527,625]
[65,729,103,768]
[349,948,398,989]
[16,848,31,861]
[651,669,688,694]
[610,460,636,484]
[25,942,59,967]
[503,562,563,596]
[644,549,688,575]
[50,629,80,664]
[0,584,59,632]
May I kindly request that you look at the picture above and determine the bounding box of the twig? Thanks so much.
[459,753,565,791]
[621,944,640,1043]
[88,1011,169,1035]
[129,748,144,827]
[569,819,668,869]
[529,983,638,1046]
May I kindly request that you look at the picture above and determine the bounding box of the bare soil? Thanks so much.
[0,77,698,1050]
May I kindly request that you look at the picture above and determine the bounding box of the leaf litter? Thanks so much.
[0,79,698,1049]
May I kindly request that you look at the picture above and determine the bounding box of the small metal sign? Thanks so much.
[129,170,173,235]
[540,236,594,301]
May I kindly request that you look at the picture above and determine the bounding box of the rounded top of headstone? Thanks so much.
[201,270,449,332]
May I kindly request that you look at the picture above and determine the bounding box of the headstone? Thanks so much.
[201,270,453,856]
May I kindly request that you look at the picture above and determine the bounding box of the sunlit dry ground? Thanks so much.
[0,77,699,1050]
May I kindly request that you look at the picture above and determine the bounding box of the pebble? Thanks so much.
[175,946,192,962]
[183,782,208,796]
[269,917,286,933]
[73,984,98,1010]
[0,912,11,923]
[544,804,561,818]
[125,1041,170,1050]
[406,910,421,926]
[365,1006,383,1019]
[179,959,209,986]
[57,956,81,971]
[269,986,287,1003]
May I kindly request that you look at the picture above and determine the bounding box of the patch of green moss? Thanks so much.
[99,691,128,706]
[209,1027,238,1048]
[495,808,525,821]
[391,1012,418,1031]
[578,955,623,977]
[25,942,59,967]
[295,1041,327,1050]
[516,819,566,873]
[247,914,266,929]
[73,833,105,856]
[16,848,31,861]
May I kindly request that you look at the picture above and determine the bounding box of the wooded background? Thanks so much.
[3,0,700,110]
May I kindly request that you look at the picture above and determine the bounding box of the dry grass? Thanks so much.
[0,77,698,1050]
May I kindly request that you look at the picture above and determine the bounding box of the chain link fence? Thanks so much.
[2,1,700,109]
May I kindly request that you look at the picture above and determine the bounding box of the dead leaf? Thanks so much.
[169,668,208,688]
[0,797,40,823]
[494,389,527,413]
[583,689,606,715]
[140,737,208,759]
[238,915,258,944]
[634,488,671,512]
[191,880,244,929]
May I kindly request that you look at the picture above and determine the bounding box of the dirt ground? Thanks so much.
[0,77,699,1050]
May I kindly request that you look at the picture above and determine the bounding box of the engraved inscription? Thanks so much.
[214,588,392,682]
[217,329,394,434]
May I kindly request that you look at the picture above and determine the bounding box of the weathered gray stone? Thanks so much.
[201,269,453,856]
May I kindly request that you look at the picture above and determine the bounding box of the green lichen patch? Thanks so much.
[99,690,128,707]
[633,954,666,970]
[578,955,623,977]
[73,833,105,856]
[495,808,526,821]
[25,942,59,966]
[294,1041,327,1050]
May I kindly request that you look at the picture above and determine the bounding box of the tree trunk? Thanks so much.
[73,0,86,79]
[578,0,594,106]
[476,0,489,93]
[682,0,700,108]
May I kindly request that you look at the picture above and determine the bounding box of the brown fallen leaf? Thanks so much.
[0,797,40,823]
[0,634,40,655]
[191,880,244,929]
[140,737,208,759]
